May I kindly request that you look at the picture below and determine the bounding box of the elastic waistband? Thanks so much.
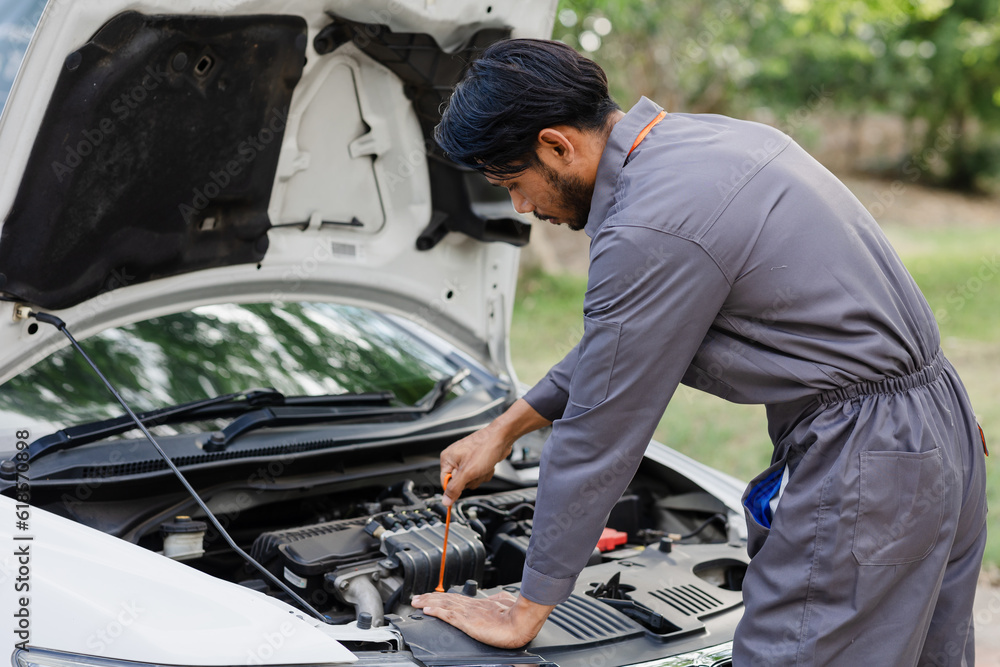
[818,350,945,404]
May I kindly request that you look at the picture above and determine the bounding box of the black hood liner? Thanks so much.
[0,12,306,309]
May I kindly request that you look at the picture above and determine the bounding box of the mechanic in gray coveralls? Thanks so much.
[410,39,988,666]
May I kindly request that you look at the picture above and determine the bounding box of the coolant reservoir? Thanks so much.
[161,515,208,560]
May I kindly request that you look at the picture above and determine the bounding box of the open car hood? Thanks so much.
[0,0,556,383]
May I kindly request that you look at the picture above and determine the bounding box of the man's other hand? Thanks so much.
[410,591,554,648]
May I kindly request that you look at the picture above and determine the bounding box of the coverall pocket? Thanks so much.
[568,316,621,409]
[742,456,787,559]
[853,446,944,566]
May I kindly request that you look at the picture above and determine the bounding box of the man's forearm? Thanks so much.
[488,398,552,450]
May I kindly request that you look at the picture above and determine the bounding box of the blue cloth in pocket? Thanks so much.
[744,467,785,529]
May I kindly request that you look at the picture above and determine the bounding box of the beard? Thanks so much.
[536,163,594,231]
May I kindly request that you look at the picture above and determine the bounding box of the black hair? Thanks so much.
[434,39,620,179]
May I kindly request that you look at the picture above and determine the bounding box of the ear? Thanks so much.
[536,127,576,166]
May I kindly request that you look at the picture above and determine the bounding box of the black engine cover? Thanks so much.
[385,522,485,597]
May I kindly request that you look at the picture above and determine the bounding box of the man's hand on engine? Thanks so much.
[411,591,554,648]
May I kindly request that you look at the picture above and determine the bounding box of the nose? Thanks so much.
[509,189,534,215]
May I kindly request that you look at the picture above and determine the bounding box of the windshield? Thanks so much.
[0,302,459,442]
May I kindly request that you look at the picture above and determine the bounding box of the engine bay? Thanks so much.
[8,411,746,664]
[142,465,745,639]
[6,418,747,666]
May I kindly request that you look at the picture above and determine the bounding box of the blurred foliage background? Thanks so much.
[555,0,1000,192]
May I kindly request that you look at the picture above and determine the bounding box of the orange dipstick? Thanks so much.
[435,472,454,592]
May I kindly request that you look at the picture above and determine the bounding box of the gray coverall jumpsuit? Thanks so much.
[519,97,988,666]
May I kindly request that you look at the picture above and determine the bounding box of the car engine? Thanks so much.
[244,480,545,626]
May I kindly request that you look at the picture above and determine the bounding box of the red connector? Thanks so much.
[597,527,628,552]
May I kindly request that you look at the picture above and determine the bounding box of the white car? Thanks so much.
[0,2,746,666]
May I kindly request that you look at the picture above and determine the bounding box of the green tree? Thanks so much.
[556,0,1000,192]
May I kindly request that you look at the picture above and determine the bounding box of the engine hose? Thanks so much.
[469,518,487,536]
[400,479,421,506]
[384,584,403,614]
[678,513,728,541]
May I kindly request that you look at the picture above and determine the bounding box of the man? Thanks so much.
[410,39,988,665]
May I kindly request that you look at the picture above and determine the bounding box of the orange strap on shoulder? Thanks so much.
[627,110,667,158]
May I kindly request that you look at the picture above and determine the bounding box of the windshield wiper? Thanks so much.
[417,367,472,411]
[28,388,395,461]
[202,368,472,452]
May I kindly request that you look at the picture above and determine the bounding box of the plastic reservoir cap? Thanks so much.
[596,527,628,552]
[161,515,208,533]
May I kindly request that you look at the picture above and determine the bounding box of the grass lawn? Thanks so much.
[510,224,1000,568]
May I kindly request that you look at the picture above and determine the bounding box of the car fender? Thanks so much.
[0,495,355,664]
